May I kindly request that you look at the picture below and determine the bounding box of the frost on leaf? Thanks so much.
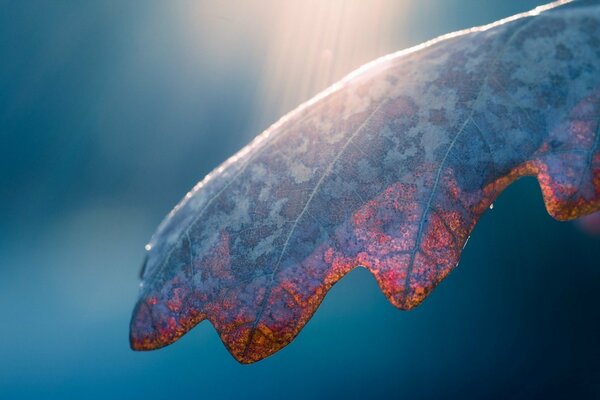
[131,0,600,364]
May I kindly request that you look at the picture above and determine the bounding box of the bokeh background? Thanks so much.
[1,1,598,398]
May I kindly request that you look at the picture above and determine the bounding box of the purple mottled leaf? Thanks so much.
[130,0,600,363]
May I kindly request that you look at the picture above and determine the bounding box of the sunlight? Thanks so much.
[175,0,409,121]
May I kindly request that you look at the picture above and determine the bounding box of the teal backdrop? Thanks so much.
[0,1,598,398]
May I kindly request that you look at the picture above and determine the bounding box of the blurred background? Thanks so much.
[0,0,598,398]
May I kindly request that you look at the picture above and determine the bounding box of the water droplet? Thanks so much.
[144,244,152,251]
[462,235,471,249]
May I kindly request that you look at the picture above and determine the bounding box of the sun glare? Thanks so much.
[176,1,409,123]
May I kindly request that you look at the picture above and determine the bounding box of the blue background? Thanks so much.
[1,1,598,398]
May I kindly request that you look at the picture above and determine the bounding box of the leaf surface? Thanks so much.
[130,0,600,363]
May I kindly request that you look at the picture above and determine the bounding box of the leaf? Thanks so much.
[130,0,600,364]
